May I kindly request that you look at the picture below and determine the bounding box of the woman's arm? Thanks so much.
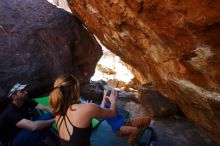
[87,103,116,119]
[100,89,108,108]
[16,118,55,131]
[88,90,118,119]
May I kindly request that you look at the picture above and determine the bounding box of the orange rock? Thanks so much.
[67,0,220,144]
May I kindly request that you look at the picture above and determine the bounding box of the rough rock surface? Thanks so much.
[138,84,178,117]
[67,0,220,144]
[80,80,105,102]
[0,0,102,97]
[150,117,219,146]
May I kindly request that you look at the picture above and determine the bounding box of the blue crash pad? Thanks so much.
[90,121,152,146]
[91,120,128,146]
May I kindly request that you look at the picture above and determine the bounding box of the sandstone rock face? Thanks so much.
[151,117,219,146]
[138,84,178,117]
[67,0,220,144]
[0,0,102,97]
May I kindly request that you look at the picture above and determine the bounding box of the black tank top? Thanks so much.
[57,115,92,146]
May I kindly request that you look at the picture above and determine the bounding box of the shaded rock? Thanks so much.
[0,0,102,98]
[138,84,178,117]
[150,117,219,146]
[67,0,220,143]
[80,80,106,102]
[117,100,149,119]
[117,90,138,103]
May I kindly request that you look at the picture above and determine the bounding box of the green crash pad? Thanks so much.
[34,96,101,128]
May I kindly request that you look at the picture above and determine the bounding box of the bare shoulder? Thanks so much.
[73,103,100,119]
[70,103,99,112]
[83,103,99,110]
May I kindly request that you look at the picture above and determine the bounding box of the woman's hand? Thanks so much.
[103,89,108,99]
[107,89,117,104]
[101,89,108,108]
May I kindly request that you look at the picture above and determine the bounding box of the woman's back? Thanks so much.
[50,74,118,146]
[56,104,93,146]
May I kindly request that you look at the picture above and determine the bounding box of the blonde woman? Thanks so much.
[49,74,117,146]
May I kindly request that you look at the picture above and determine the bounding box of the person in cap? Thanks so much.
[0,83,55,146]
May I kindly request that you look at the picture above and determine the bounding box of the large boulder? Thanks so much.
[0,0,102,97]
[138,84,178,117]
[150,117,219,146]
[67,0,220,144]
